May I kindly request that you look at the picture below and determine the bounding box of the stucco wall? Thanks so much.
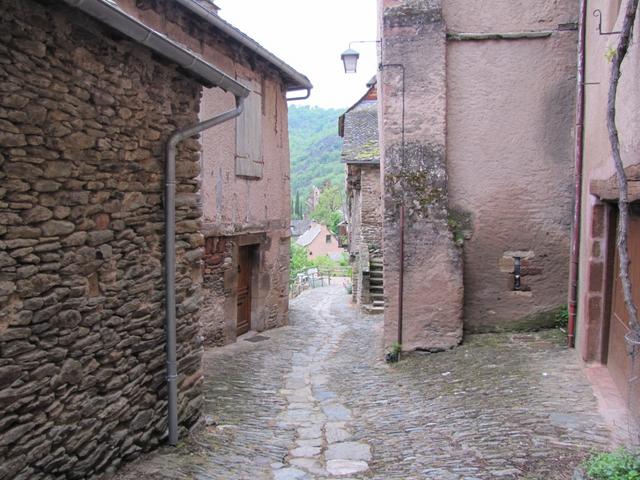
[577,0,640,358]
[445,0,578,331]
[0,1,204,477]
[305,224,343,260]
[198,69,290,346]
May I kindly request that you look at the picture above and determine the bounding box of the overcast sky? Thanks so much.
[215,0,378,110]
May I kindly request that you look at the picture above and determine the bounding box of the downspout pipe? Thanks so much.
[568,0,587,348]
[63,0,252,447]
[165,95,246,446]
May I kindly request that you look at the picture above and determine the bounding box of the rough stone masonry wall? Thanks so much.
[0,2,204,478]
[200,231,289,346]
[380,0,463,351]
[201,236,234,346]
[360,166,382,254]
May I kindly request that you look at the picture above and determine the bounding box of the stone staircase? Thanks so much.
[365,256,384,314]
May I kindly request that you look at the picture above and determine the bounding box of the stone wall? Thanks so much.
[201,236,234,346]
[379,0,463,351]
[445,0,577,332]
[346,165,381,308]
[0,1,204,477]
[360,166,382,253]
[200,229,290,346]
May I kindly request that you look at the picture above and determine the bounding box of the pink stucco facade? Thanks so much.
[445,0,578,332]
[297,223,344,260]
[378,0,578,350]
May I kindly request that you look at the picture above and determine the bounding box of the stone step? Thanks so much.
[362,304,384,314]
[370,286,383,293]
[370,279,383,286]
[369,271,383,277]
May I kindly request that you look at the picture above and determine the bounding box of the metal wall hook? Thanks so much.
[593,9,622,36]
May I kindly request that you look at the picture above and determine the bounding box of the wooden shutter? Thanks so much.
[235,92,263,178]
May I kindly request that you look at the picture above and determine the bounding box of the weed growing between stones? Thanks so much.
[582,448,640,479]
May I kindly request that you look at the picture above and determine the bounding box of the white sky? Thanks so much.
[215,0,378,110]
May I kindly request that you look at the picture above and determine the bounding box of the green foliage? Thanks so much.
[337,252,350,267]
[310,184,343,234]
[391,342,402,355]
[290,243,311,276]
[289,105,345,200]
[293,190,302,219]
[584,449,640,480]
[555,305,569,329]
[289,243,350,279]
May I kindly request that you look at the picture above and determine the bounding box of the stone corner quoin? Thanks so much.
[380,0,464,352]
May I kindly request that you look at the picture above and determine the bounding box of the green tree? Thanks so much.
[288,105,345,201]
[310,184,343,234]
[290,243,312,275]
[294,190,301,219]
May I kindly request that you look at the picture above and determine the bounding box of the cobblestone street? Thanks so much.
[113,285,615,480]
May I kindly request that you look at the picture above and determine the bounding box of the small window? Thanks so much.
[325,235,332,244]
[235,91,263,178]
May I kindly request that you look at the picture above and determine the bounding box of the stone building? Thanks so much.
[574,0,640,421]
[339,80,383,312]
[377,0,578,351]
[0,0,308,477]
[194,7,311,347]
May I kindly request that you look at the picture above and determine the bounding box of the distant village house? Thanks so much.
[339,78,383,313]
[295,222,344,260]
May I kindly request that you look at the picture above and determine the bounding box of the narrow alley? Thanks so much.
[114,285,615,480]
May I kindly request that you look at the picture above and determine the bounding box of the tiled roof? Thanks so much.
[291,219,311,237]
[341,99,379,165]
[295,225,321,247]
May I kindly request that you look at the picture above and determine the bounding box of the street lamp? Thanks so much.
[341,48,360,73]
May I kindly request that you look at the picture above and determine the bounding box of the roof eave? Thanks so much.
[175,0,312,91]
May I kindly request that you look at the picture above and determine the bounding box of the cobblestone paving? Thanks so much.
[112,285,614,480]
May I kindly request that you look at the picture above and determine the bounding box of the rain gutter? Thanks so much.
[174,0,313,96]
[63,0,251,445]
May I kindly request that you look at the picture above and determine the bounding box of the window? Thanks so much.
[325,235,332,244]
[235,91,263,178]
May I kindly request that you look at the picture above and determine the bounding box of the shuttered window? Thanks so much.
[235,92,263,178]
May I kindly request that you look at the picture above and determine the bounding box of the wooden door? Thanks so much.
[607,208,640,418]
[236,246,253,336]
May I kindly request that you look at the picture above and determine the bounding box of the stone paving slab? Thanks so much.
[111,286,615,480]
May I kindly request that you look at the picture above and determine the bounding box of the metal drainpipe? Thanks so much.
[568,0,587,348]
[165,96,245,446]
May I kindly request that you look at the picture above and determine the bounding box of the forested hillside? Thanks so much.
[288,105,344,198]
